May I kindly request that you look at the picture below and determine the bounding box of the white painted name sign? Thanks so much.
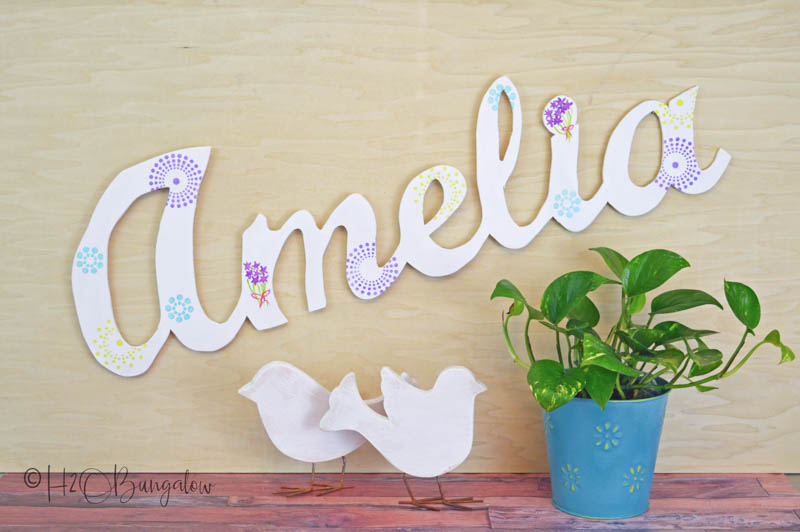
[72,77,731,376]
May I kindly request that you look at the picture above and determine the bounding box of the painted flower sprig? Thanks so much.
[244,261,271,308]
[543,96,577,141]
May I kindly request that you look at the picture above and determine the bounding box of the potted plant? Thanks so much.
[491,247,795,519]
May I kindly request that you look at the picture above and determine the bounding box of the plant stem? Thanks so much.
[668,356,690,385]
[645,314,655,328]
[524,313,536,365]
[721,339,768,378]
[632,368,670,387]
[555,330,564,367]
[615,373,626,399]
[502,312,530,371]
[719,328,750,377]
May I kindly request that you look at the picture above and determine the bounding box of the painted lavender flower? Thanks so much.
[244,261,271,308]
[543,96,577,141]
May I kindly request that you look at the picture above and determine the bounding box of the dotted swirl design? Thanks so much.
[346,242,399,298]
[412,167,465,221]
[148,152,204,209]
[92,319,146,371]
[655,87,697,132]
[655,137,700,191]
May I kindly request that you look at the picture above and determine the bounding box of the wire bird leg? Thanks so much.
[274,463,333,496]
[399,474,484,511]
[399,473,441,511]
[316,456,355,496]
[436,475,483,510]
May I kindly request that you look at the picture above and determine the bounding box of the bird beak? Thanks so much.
[238,383,255,401]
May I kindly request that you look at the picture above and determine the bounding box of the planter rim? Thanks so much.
[560,377,671,406]
[566,389,670,405]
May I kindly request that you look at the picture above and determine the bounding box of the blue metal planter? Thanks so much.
[543,386,670,519]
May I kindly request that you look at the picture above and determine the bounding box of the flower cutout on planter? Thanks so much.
[148,152,204,209]
[654,137,701,191]
[165,294,193,323]
[594,422,622,451]
[553,189,582,218]
[486,82,516,111]
[561,463,581,492]
[244,261,271,308]
[543,95,578,140]
[623,465,646,493]
[76,246,104,274]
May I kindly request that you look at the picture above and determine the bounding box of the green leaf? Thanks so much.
[621,249,690,297]
[724,280,761,329]
[625,346,684,372]
[627,294,646,314]
[492,280,545,319]
[567,297,600,328]
[507,299,524,316]
[616,330,656,354]
[541,271,618,324]
[589,247,629,279]
[688,348,723,377]
[491,279,528,304]
[696,384,719,393]
[527,360,585,411]
[651,289,723,315]
[763,329,796,364]
[632,327,665,349]
[526,304,545,321]
[653,348,686,372]
[653,321,717,345]
[579,365,616,410]
[580,335,641,377]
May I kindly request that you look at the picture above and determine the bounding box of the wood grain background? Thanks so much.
[1,1,798,473]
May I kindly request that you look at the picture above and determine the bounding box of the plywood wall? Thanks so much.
[1,1,798,473]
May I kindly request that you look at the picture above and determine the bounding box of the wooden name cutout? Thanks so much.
[72,78,730,376]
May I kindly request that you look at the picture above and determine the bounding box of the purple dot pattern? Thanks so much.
[346,242,400,298]
[655,137,700,191]
[148,152,204,208]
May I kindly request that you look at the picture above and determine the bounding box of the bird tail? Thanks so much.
[320,372,371,432]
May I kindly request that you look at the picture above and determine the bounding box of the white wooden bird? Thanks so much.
[319,366,486,509]
[238,361,416,496]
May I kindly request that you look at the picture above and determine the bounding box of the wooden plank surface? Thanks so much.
[1,473,798,529]
[1,1,799,474]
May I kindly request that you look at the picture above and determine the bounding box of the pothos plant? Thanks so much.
[491,247,795,411]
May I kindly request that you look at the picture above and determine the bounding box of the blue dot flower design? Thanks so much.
[553,189,581,218]
[76,246,104,274]
[165,294,194,323]
[487,83,516,111]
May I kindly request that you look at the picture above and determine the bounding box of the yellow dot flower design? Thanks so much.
[92,320,146,371]
[594,422,622,451]
[412,166,466,222]
[623,465,647,494]
[655,87,698,132]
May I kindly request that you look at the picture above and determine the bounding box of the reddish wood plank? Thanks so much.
[0,472,551,498]
[0,504,491,528]
[650,475,768,499]
[488,506,800,530]
[759,474,800,496]
[1,473,799,529]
